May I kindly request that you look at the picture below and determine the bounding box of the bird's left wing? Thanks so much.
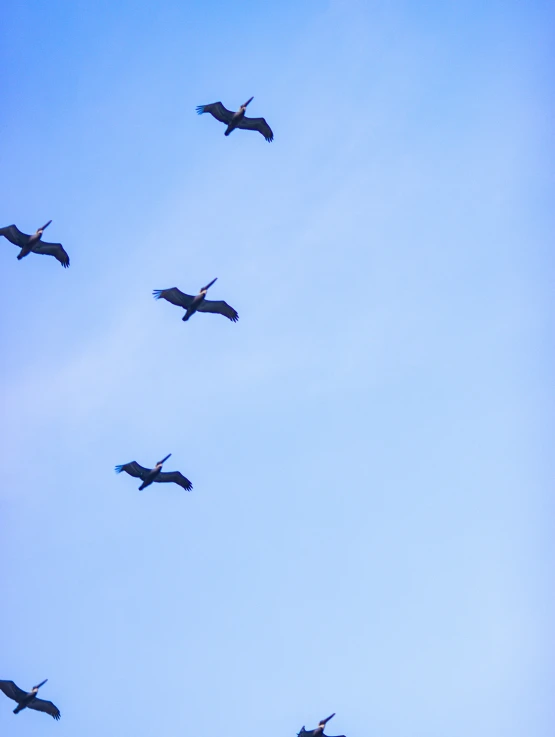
[115,461,150,479]
[0,225,30,247]
[196,101,234,124]
[197,299,239,322]
[32,241,70,268]
[156,471,193,491]
[237,116,274,142]
[153,288,195,309]
[0,680,28,702]
[27,698,61,720]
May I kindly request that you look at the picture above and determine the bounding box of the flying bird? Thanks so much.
[153,278,239,323]
[115,453,193,491]
[0,679,60,720]
[0,221,69,267]
[298,714,345,737]
[196,97,273,142]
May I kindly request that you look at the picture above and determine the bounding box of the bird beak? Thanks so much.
[159,453,172,464]
[322,714,335,725]
[203,277,218,291]
[243,96,254,107]
[34,679,48,690]
[40,220,52,231]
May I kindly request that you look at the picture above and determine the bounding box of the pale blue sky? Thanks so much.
[1,1,553,736]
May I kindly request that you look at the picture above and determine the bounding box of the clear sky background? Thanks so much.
[1,1,553,735]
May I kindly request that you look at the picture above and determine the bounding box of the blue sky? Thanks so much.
[1,1,553,735]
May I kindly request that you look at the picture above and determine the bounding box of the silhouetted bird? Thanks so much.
[298,714,345,737]
[115,454,192,491]
[196,97,273,141]
[0,221,69,267]
[0,679,60,720]
[153,278,239,323]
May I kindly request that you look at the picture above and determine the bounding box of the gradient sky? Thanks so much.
[1,1,553,736]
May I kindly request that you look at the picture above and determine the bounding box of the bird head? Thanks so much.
[157,453,172,466]
[33,679,48,692]
[241,96,254,110]
[38,220,52,234]
[201,277,218,293]
[319,715,336,727]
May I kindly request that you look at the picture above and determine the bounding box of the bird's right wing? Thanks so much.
[197,299,239,322]
[196,102,234,124]
[27,698,61,720]
[0,680,28,703]
[32,241,70,268]
[237,116,274,142]
[153,288,195,309]
[156,471,193,491]
[115,461,150,480]
[0,225,30,247]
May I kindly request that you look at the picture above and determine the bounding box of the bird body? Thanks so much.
[0,679,60,720]
[0,221,69,267]
[153,278,239,323]
[298,714,345,737]
[224,96,252,136]
[196,97,273,142]
[115,454,193,491]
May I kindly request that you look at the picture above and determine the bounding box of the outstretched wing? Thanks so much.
[155,471,193,491]
[0,680,28,703]
[153,288,195,309]
[115,461,150,480]
[32,241,70,268]
[197,299,239,322]
[0,225,30,247]
[28,698,61,720]
[237,116,274,142]
[196,101,234,124]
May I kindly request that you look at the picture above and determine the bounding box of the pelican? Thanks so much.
[298,714,345,737]
[0,221,69,267]
[115,453,193,491]
[0,679,60,720]
[196,97,273,142]
[153,278,239,323]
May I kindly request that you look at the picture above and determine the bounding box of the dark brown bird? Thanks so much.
[298,714,345,737]
[153,278,239,323]
[0,679,60,720]
[0,221,69,267]
[115,454,193,491]
[196,97,273,142]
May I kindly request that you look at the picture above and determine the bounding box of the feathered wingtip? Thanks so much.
[114,464,125,474]
[152,290,163,300]
[196,105,206,115]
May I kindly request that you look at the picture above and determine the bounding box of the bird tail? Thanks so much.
[13,705,24,714]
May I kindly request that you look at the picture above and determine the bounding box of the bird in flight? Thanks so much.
[297,714,346,737]
[0,679,61,720]
[115,453,193,491]
[153,278,239,323]
[0,221,70,267]
[196,97,273,142]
